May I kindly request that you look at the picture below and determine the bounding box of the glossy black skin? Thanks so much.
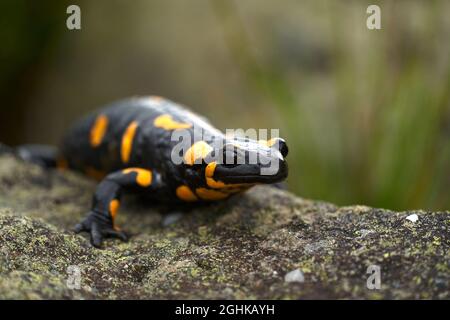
[18,97,289,247]
[61,97,288,202]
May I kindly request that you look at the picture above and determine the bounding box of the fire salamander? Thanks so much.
[12,96,288,247]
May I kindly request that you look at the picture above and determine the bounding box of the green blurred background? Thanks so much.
[0,0,449,211]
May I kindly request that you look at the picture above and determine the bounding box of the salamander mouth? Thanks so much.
[215,163,288,184]
[220,173,286,184]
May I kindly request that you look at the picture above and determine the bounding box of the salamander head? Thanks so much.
[186,137,288,191]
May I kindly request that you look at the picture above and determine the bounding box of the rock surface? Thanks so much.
[0,154,448,299]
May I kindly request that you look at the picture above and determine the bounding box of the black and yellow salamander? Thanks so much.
[8,96,289,247]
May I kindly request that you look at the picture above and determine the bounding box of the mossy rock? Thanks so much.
[0,154,448,299]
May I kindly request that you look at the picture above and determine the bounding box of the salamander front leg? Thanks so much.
[74,168,161,248]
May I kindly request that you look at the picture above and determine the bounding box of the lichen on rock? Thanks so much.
[0,154,448,299]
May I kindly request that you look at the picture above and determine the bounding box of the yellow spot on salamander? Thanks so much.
[123,168,152,187]
[204,161,250,191]
[184,141,213,165]
[195,188,229,201]
[153,114,192,130]
[206,177,227,189]
[109,199,120,221]
[205,161,217,178]
[176,185,198,202]
[121,121,139,163]
[90,114,109,147]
